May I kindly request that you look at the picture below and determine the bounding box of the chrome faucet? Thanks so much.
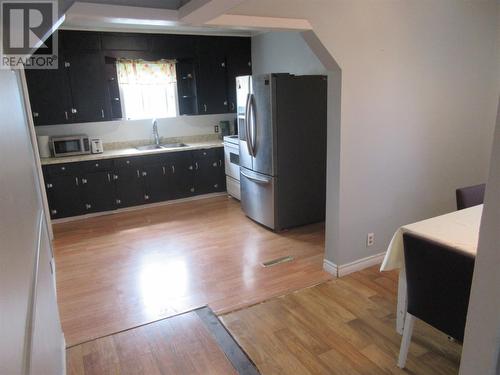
[152,119,160,146]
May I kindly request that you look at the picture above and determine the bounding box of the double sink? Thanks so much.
[136,143,188,151]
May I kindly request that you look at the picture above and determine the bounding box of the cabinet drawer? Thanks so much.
[141,153,167,166]
[114,156,142,169]
[80,159,114,172]
[43,162,80,176]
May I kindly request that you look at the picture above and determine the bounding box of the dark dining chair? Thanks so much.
[397,232,475,368]
[456,183,486,210]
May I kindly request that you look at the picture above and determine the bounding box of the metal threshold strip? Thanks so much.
[261,255,294,268]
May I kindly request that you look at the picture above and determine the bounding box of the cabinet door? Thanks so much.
[65,50,109,123]
[142,164,170,203]
[176,59,199,116]
[168,151,195,198]
[114,167,144,207]
[225,37,252,113]
[24,65,73,126]
[194,148,226,194]
[196,37,229,114]
[81,171,116,213]
[44,174,83,218]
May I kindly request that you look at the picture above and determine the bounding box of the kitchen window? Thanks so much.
[116,59,178,120]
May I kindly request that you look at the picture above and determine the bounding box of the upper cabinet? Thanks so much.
[25,31,252,126]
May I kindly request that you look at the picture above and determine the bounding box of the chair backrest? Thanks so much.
[456,183,486,210]
[402,232,475,341]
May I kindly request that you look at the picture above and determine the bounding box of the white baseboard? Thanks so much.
[323,251,386,278]
[323,259,338,277]
[338,251,386,277]
[51,192,228,224]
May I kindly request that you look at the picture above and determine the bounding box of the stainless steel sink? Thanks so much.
[161,143,188,148]
[135,144,164,151]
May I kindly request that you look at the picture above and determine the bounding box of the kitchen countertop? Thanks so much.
[40,141,224,165]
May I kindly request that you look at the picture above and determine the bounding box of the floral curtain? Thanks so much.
[116,59,178,120]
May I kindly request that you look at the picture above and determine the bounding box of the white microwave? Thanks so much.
[51,135,91,157]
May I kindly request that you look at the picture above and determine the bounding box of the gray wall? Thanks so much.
[239,0,499,267]
[251,31,326,75]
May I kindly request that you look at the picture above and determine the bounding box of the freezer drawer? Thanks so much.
[240,167,276,230]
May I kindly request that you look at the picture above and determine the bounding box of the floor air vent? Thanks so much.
[261,255,294,268]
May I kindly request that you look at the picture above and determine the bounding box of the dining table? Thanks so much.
[380,204,482,334]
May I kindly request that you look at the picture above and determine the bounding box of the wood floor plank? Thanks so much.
[53,196,331,346]
[222,266,461,375]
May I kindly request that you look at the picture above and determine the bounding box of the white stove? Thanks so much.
[223,135,240,200]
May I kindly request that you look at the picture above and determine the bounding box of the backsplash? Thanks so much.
[34,113,236,144]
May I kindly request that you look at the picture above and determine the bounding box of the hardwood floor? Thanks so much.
[67,310,238,375]
[221,266,462,375]
[53,196,331,346]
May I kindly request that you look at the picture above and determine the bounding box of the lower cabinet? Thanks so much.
[42,147,226,219]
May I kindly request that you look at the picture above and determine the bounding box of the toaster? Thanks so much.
[91,139,103,154]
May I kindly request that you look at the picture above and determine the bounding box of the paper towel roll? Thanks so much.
[37,135,51,158]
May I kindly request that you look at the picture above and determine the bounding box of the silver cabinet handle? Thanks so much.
[51,209,57,215]
[46,183,53,189]
[75,177,79,186]
[113,97,120,101]
[61,166,66,171]
[33,112,39,118]
[214,184,219,188]
[190,187,195,192]
[241,171,270,184]
[218,159,222,167]
[81,178,87,184]
[231,102,235,111]
[64,61,70,68]
[212,162,217,167]
[224,101,228,106]
[126,160,130,165]
[116,199,121,204]
[113,174,119,180]
[195,162,199,170]
[188,165,193,170]
[221,61,226,68]
[144,194,149,200]
[101,109,105,118]
[107,173,111,182]
[171,165,175,174]
[203,104,207,112]
[162,166,166,176]
[95,163,99,167]
[142,171,147,176]
[64,111,68,120]
[85,203,92,209]
[71,108,77,114]
[136,170,140,178]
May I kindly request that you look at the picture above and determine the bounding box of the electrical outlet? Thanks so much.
[214,125,219,133]
[367,233,375,247]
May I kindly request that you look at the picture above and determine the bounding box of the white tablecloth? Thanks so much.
[380,205,482,271]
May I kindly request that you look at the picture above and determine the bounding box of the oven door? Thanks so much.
[224,143,240,181]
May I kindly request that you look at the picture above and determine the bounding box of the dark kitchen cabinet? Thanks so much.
[196,37,229,115]
[193,148,225,194]
[42,147,225,219]
[141,155,170,203]
[80,171,115,213]
[44,174,83,219]
[176,59,199,116]
[113,158,144,207]
[225,37,252,113]
[101,33,150,51]
[25,65,73,126]
[65,50,109,123]
[168,151,195,198]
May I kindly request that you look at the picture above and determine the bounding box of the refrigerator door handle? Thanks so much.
[241,170,270,184]
[245,93,253,156]
[249,93,257,156]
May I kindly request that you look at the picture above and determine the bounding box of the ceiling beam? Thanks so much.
[65,2,179,27]
[206,14,312,31]
[178,0,246,25]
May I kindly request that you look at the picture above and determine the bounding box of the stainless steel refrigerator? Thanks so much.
[237,73,327,231]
